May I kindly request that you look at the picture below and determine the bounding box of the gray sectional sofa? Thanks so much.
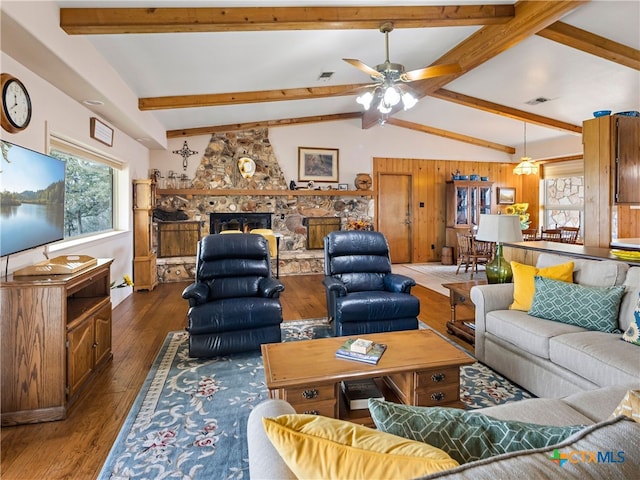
[471,253,640,398]
[247,386,639,479]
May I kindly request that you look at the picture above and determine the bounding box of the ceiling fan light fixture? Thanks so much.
[356,91,374,110]
[383,85,401,107]
[402,91,418,110]
[378,102,392,114]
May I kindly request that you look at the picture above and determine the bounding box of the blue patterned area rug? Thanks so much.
[98,319,532,479]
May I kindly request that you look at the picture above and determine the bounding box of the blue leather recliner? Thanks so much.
[322,230,420,336]
[182,233,284,357]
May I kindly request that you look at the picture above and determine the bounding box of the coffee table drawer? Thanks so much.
[415,367,460,389]
[283,384,336,404]
[415,383,460,406]
[291,399,336,417]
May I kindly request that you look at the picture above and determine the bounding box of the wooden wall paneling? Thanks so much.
[374,157,532,264]
[617,205,640,238]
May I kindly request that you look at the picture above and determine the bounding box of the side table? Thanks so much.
[442,280,486,345]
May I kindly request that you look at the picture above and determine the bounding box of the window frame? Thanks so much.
[46,133,128,253]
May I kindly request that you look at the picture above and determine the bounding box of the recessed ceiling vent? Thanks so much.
[318,71,334,81]
[525,96,552,106]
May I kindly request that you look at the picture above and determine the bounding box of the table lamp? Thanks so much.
[475,214,523,283]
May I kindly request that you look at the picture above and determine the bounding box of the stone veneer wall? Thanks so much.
[156,128,373,282]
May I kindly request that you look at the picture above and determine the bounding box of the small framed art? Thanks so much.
[298,147,339,183]
[497,187,516,205]
[338,183,348,190]
[90,117,114,147]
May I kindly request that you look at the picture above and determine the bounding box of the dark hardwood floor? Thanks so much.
[0,274,471,479]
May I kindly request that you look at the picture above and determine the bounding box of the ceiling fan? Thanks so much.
[343,22,461,117]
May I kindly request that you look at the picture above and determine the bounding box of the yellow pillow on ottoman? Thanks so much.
[510,261,574,311]
[609,390,640,423]
[263,414,458,479]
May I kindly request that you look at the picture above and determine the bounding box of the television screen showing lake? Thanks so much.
[0,140,66,257]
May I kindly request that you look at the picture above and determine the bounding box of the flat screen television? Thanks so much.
[1,140,66,257]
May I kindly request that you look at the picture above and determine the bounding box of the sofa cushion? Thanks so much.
[262,414,458,479]
[562,385,639,423]
[529,276,625,333]
[368,400,585,465]
[536,253,629,287]
[478,398,595,426]
[509,261,574,311]
[486,309,584,359]
[549,331,640,387]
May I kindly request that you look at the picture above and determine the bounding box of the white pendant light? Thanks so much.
[513,122,539,175]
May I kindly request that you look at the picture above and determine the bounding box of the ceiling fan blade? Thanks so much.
[401,63,462,82]
[343,58,384,80]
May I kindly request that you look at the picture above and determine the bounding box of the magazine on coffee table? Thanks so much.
[335,338,387,365]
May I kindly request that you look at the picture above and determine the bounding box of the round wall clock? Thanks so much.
[1,73,32,133]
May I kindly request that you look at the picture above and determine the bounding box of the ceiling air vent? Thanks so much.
[525,96,552,106]
[317,71,334,82]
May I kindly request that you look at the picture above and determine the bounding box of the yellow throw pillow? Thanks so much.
[263,414,458,480]
[510,261,574,311]
[609,390,640,423]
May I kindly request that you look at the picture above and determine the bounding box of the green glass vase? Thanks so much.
[486,244,513,284]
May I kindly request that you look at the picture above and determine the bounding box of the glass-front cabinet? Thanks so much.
[446,180,494,256]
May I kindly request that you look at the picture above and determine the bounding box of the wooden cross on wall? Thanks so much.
[173,141,198,171]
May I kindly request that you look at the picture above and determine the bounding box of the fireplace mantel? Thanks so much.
[157,188,375,197]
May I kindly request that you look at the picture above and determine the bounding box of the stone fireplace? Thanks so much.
[154,128,374,282]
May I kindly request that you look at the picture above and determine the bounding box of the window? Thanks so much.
[49,136,122,239]
[542,160,584,237]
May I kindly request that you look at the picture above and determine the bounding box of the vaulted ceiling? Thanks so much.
[13,1,640,154]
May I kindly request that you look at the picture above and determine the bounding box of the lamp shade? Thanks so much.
[475,214,523,243]
[513,158,539,175]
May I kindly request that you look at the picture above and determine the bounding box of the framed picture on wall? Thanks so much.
[497,187,516,204]
[298,147,339,182]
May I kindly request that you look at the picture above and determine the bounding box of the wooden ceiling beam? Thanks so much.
[139,84,369,110]
[537,21,640,71]
[431,88,582,134]
[60,5,514,34]
[362,0,587,129]
[166,112,362,138]
[386,118,515,154]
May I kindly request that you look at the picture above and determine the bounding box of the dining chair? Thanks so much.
[522,228,538,241]
[559,227,580,244]
[456,233,493,279]
[541,229,562,242]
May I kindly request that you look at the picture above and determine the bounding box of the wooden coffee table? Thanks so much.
[261,329,474,425]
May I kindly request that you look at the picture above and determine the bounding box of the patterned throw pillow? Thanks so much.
[368,399,585,464]
[609,389,640,423]
[622,292,640,345]
[528,276,625,333]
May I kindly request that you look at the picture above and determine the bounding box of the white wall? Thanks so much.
[1,53,150,306]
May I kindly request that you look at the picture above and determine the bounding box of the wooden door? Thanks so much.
[377,173,412,263]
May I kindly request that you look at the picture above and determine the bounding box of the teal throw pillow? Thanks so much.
[368,399,585,464]
[622,292,640,345]
[528,276,624,333]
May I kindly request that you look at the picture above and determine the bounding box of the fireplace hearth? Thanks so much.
[210,212,273,234]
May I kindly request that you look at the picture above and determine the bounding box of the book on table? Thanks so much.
[335,338,387,365]
[341,378,385,410]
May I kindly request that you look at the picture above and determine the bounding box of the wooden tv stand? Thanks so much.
[1,259,113,425]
